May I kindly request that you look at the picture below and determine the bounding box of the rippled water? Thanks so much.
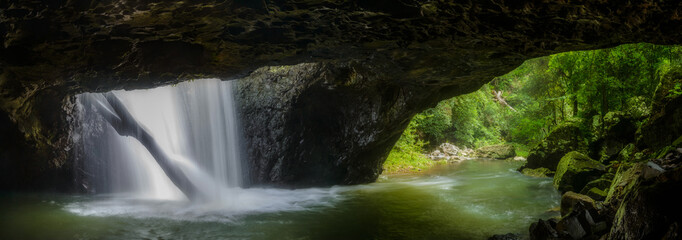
[0,160,560,240]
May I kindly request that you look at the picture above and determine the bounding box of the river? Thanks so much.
[1,160,559,240]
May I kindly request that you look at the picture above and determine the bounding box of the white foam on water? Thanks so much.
[65,186,347,222]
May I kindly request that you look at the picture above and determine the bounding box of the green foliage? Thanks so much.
[384,43,682,172]
[383,115,433,173]
[496,43,682,145]
[414,104,451,143]
[669,83,682,98]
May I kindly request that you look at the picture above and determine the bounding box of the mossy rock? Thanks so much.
[580,178,612,195]
[560,191,598,217]
[524,122,589,171]
[521,167,555,178]
[625,96,651,120]
[614,143,636,162]
[605,163,645,206]
[578,174,613,201]
[654,146,677,159]
[475,144,515,159]
[553,151,606,193]
[607,164,682,239]
[673,135,682,148]
[584,187,607,201]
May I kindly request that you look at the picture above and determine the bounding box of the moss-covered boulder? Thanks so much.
[523,122,589,171]
[553,152,606,193]
[580,178,612,202]
[583,187,607,201]
[625,96,651,120]
[475,144,515,159]
[560,191,599,217]
[604,163,646,206]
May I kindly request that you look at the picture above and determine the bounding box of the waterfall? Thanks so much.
[75,79,244,201]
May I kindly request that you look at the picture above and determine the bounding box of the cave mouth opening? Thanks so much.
[371,42,682,239]
[382,43,682,175]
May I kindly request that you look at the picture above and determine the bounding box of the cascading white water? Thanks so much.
[76,79,244,201]
[72,78,343,219]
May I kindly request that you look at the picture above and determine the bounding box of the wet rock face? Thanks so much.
[236,62,447,186]
[606,160,682,239]
[2,1,682,189]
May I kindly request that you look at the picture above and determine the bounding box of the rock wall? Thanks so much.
[236,62,467,186]
[2,0,682,189]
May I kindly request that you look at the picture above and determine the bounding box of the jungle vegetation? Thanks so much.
[383,43,682,173]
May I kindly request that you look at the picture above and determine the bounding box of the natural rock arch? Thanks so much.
[1,0,682,190]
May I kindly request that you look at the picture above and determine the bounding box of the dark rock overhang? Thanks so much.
[1,0,682,189]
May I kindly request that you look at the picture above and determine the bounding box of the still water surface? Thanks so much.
[0,160,559,240]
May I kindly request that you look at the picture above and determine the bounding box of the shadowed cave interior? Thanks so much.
[1,1,682,240]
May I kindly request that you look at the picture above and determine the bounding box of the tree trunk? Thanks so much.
[600,83,608,133]
[93,93,203,201]
[571,95,578,117]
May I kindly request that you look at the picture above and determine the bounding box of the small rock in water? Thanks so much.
[513,156,526,161]
[487,233,520,240]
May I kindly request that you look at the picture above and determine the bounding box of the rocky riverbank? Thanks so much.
[514,68,682,239]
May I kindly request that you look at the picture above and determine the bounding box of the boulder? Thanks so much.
[529,219,560,240]
[652,146,682,170]
[532,194,610,240]
[613,143,636,163]
[591,111,637,163]
[475,144,516,159]
[560,191,599,217]
[608,165,682,239]
[583,188,607,201]
[643,161,665,180]
[487,233,521,240]
[556,201,610,239]
[580,178,612,201]
[440,143,462,156]
[624,96,651,120]
[426,143,473,161]
[521,167,555,178]
[523,122,588,171]
[554,152,606,193]
[580,178,612,194]
[604,163,645,206]
[556,212,588,239]
[603,112,637,139]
